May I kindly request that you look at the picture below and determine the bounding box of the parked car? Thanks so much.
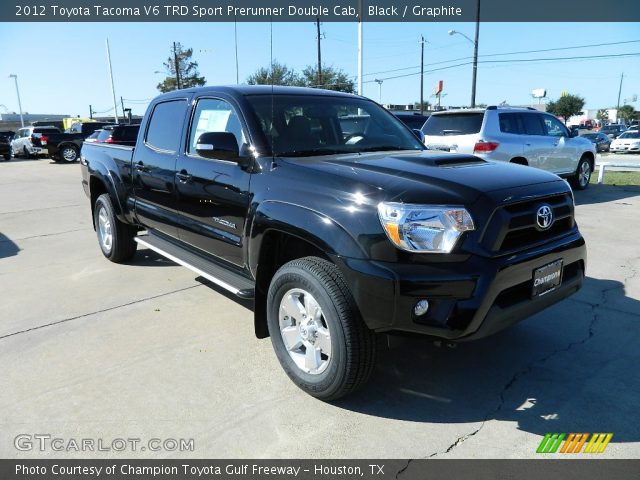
[609,130,640,153]
[421,106,596,190]
[95,124,140,146]
[580,132,611,152]
[391,112,429,130]
[38,121,115,162]
[80,86,586,400]
[600,124,627,139]
[0,130,14,161]
[10,126,61,158]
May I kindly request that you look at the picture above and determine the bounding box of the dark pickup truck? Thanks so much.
[39,121,114,162]
[80,86,586,400]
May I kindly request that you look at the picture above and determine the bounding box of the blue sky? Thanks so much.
[1,21,638,117]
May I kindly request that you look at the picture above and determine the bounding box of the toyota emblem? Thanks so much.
[536,205,553,230]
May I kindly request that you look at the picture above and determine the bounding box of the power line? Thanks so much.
[362,39,640,78]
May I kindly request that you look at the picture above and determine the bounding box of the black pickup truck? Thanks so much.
[39,121,114,162]
[80,86,586,400]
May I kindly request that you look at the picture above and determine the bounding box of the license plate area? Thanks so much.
[532,259,563,297]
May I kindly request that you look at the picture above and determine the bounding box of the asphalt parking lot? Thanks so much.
[1,156,639,459]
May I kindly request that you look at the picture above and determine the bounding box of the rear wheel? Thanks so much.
[22,146,30,159]
[94,194,138,263]
[571,155,592,190]
[60,145,79,163]
[266,257,376,401]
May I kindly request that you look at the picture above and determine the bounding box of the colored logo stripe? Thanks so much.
[537,433,613,454]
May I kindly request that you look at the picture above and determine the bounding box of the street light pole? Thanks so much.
[448,0,480,108]
[420,36,426,114]
[375,79,383,103]
[471,0,481,108]
[8,74,24,127]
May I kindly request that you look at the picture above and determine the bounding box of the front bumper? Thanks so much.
[334,232,586,341]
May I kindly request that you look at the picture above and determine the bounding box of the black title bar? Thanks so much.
[3,0,640,22]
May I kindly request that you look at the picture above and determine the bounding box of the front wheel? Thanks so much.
[571,155,592,190]
[267,257,376,401]
[93,194,138,263]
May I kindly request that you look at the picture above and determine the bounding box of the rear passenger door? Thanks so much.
[541,114,576,174]
[519,112,548,169]
[133,98,189,240]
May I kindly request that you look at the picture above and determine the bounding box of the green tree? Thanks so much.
[617,104,636,123]
[246,60,302,86]
[299,65,355,93]
[157,43,206,93]
[546,94,586,124]
[596,109,609,122]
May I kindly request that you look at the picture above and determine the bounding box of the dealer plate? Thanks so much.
[532,259,563,297]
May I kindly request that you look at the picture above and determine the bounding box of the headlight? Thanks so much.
[377,202,474,253]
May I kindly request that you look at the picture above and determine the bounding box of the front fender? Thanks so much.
[247,200,367,276]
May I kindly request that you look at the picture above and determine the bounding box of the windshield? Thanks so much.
[618,131,639,139]
[244,94,424,157]
[422,112,484,136]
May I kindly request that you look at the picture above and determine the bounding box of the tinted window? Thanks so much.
[34,128,60,134]
[521,113,545,136]
[422,113,484,136]
[146,100,187,152]
[499,113,523,134]
[188,98,246,154]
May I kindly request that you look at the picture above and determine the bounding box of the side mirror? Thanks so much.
[413,129,425,143]
[196,132,240,161]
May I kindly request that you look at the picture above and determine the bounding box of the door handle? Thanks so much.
[134,161,146,172]
[176,170,193,183]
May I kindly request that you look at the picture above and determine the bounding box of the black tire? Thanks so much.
[60,145,79,163]
[23,146,30,159]
[93,193,138,263]
[266,256,376,400]
[2,154,9,161]
[571,155,592,190]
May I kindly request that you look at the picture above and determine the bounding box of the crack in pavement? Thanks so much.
[0,204,84,216]
[426,257,640,459]
[0,284,201,341]
[0,228,89,243]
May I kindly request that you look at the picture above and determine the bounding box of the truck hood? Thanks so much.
[281,150,563,205]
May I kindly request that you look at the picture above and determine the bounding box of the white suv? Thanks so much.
[10,126,60,158]
[421,106,597,190]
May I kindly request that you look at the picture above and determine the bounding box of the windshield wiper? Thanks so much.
[275,148,353,157]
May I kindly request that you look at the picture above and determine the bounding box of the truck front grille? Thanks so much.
[481,193,575,254]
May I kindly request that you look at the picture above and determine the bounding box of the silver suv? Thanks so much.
[421,106,596,190]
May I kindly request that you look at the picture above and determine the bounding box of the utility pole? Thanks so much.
[420,36,426,114]
[120,96,126,123]
[89,105,93,119]
[616,72,624,113]
[375,79,383,103]
[471,0,481,108]
[316,17,322,87]
[105,38,119,125]
[173,41,181,90]
[357,0,363,95]
[8,74,24,127]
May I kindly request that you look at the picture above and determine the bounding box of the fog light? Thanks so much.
[414,300,430,316]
